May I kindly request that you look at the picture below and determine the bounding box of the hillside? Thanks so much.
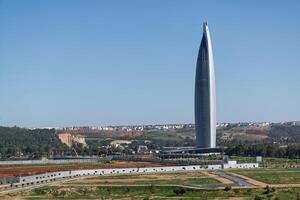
[0,124,299,159]
[0,127,69,159]
[218,124,300,145]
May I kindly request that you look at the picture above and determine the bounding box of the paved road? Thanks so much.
[212,171,256,188]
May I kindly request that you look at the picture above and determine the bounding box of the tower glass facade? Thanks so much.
[194,22,216,148]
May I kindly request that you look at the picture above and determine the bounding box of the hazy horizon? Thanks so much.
[1,0,300,127]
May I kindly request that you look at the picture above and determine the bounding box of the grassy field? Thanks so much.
[1,169,300,199]
[231,168,300,184]
[69,171,221,186]
[4,185,299,200]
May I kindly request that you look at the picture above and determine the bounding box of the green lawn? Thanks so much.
[231,168,300,184]
[17,186,300,200]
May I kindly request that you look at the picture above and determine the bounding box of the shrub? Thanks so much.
[254,195,262,200]
[124,187,130,193]
[33,188,47,195]
[233,189,240,194]
[247,188,254,193]
[264,185,271,194]
[106,186,112,194]
[149,184,156,193]
[173,187,186,196]
[224,185,232,191]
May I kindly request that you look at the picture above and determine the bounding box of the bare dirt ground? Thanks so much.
[270,184,300,188]
[0,189,32,200]
[71,171,211,184]
[0,196,25,200]
[0,161,163,177]
[72,178,154,184]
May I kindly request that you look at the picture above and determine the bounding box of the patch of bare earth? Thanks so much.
[71,171,210,184]
[269,184,300,188]
[0,192,29,200]
[0,196,25,200]
[0,161,164,177]
[72,178,153,184]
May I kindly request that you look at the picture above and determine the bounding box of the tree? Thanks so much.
[173,187,186,196]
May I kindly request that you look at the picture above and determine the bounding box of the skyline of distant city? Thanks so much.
[10,120,300,130]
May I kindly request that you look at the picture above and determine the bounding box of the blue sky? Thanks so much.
[0,0,299,127]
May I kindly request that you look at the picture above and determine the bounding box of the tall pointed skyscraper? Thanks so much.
[195,22,216,148]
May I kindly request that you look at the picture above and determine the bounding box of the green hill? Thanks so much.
[0,126,69,159]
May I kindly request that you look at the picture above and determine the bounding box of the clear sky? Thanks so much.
[0,0,300,127]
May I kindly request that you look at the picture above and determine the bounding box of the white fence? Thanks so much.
[19,163,258,184]
[223,163,259,169]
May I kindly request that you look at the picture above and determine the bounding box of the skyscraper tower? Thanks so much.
[194,22,216,148]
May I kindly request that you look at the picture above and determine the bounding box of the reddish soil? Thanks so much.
[60,130,144,137]
[0,161,163,178]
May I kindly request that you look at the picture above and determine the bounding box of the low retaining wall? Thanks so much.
[19,162,258,184]
[223,163,259,169]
